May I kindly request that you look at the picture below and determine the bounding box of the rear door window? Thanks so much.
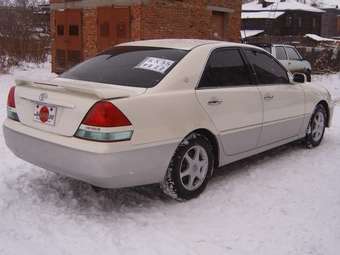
[285,47,301,60]
[61,46,188,88]
[275,46,288,60]
[199,48,252,88]
[244,49,289,85]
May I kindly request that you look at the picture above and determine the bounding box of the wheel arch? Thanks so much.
[184,128,220,170]
[317,100,330,127]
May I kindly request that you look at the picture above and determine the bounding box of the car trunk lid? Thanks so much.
[14,78,146,136]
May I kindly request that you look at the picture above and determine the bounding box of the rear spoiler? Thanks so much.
[15,78,146,99]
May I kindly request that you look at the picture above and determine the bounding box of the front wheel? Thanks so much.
[304,104,327,148]
[161,134,214,201]
[306,70,312,82]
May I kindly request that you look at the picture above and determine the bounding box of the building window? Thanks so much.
[298,17,302,28]
[57,25,64,36]
[56,49,66,67]
[286,16,293,27]
[69,25,79,36]
[312,18,317,29]
[100,22,109,37]
[67,50,81,66]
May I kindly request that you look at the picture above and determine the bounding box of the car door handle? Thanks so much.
[208,99,223,105]
[264,94,274,101]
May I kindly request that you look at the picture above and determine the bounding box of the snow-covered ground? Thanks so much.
[0,65,340,255]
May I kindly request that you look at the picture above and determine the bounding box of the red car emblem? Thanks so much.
[39,106,49,123]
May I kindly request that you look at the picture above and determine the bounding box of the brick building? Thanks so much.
[50,0,242,73]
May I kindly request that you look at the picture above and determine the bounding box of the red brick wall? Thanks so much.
[50,0,241,73]
[82,8,97,59]
[50,10,56,72]
[140,0,241,42]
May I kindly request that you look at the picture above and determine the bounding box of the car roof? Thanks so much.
[118,39,258,51]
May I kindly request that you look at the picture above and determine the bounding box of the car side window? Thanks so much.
[244,49,289,85]
[285,47,301,61]
[275,46,288,60]
[199,48,252,88]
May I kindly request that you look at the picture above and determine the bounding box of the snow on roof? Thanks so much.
[305,33,339,42]
[242,11,285,19]
[243,0,325,13]
[241,30,265,39]
[303,0,340,9]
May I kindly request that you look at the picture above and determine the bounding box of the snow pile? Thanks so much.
[313,73,340,102]
[0,64,339,255]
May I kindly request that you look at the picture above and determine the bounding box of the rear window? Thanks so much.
[275,46,287,60]
[61,46,188,88]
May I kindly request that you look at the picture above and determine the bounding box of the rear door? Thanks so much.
[196,48,263,155]
[244,49,305,146]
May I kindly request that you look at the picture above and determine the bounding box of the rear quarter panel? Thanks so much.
[112,90,219,146]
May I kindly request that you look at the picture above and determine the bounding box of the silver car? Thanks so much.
[257,44,312,82]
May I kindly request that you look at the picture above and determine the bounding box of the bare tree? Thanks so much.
[0,0,50,72]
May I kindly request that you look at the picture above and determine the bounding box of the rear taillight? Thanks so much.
[7,86,19,122]
[75,101,133,142]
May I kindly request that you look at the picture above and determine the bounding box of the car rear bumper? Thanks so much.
[3,120,178,189]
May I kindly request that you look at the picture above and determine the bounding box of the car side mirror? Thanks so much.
[293,73,306,83]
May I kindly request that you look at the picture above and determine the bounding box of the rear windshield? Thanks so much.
[61,46,188,88]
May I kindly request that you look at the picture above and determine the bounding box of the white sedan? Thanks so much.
[3,39,334,200]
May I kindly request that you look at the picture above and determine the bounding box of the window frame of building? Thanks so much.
[57,25,64,36]
[286,16,293,27]
[312,17,317,29]
[69,24,79,36]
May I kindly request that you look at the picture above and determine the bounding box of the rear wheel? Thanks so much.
[161,134,214,201]
[304,104,327,148]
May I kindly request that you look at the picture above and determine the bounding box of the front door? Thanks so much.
[244,49,305,146]
[54,10,82,73]
[196,48,263,155]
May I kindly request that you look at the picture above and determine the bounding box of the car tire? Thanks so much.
[304,104,327,148]
[306,70,312,82]
[161,133,214,201]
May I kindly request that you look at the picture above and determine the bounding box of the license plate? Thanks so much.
[33,104,57,126]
